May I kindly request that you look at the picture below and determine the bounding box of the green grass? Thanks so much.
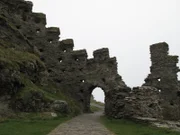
[101,117,180,135]
[0,114,70,135]
[90,96,104,107]
[90,105,102,112]
[0,46,45,70]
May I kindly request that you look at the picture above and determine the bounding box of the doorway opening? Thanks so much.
[90,87,105,112]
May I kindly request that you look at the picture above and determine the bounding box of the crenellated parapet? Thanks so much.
[32,13,46,25]
[59,39,74,52]
[93,48,110,61]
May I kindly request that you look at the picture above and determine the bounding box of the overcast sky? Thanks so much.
[29,0,180,102]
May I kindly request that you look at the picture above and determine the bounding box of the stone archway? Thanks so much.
[81,74,130,117]
[83,85,106,113]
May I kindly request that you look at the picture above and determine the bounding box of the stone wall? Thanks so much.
[0,0,180,120]
[143,42,180,120]
[0,0,130,117]
[124,86,163,119]
[144,42,179,100]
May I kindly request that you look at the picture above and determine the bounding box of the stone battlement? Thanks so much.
[0,0,125,115]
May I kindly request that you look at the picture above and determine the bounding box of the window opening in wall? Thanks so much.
[24,9,29,13]
[63,49,67,53]
[39,49,43,52]
[75,58,79,61]
[102,78,106,82]
[170,101,174,106]
[58,58,63,63]
[48,39,53,44]
[158,89,161,93]
[62,69,65,72]
[148,103,153,108]
[80,89,84,93]
[55,79,62,83]
[80,99,84,102]
[16,25,21,29]
[36,29,40,34]
[81,80,85,83]
[48,69,52,73]
[177,91,180,97]
[158,78,161,82]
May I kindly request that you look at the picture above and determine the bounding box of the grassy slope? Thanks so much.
[0,46,44,70]
[90,105,102,112]
[0,45,81,134]
[0,116,70,135]
[101,117,180,135]
[0,45,81,115]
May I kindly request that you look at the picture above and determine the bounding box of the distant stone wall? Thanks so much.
[143,43,180,120]
[144,43,179,100]
[122,43,180,120]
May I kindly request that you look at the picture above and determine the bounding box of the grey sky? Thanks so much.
[29,0,180,102]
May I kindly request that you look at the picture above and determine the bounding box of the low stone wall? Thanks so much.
[124,86,163,119]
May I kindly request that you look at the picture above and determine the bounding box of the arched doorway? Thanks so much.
[83,85,107,113]
[90,87,105,112]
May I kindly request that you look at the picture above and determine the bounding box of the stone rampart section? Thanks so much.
[143,43,180,120]
[1,0,180,120]
[0,0,130,117]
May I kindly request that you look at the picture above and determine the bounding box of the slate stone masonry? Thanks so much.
[0,0,180,120]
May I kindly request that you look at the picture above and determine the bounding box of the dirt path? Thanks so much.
[48,111,114,135]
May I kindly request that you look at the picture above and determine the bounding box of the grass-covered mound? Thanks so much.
[0,45,81,117]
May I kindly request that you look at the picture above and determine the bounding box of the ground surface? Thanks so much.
[48,111,114,135]
[101,117,180,135]
[0,115,70,135]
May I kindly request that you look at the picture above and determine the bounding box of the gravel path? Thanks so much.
[48,111,114,135]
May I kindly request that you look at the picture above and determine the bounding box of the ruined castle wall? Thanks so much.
[120,43,180,120]
[0,0,130,117]
[143,42,180,120]
[3,0,180,120]
[0,0,34,50]
[144,42,180,102]
[124,86,163,119]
